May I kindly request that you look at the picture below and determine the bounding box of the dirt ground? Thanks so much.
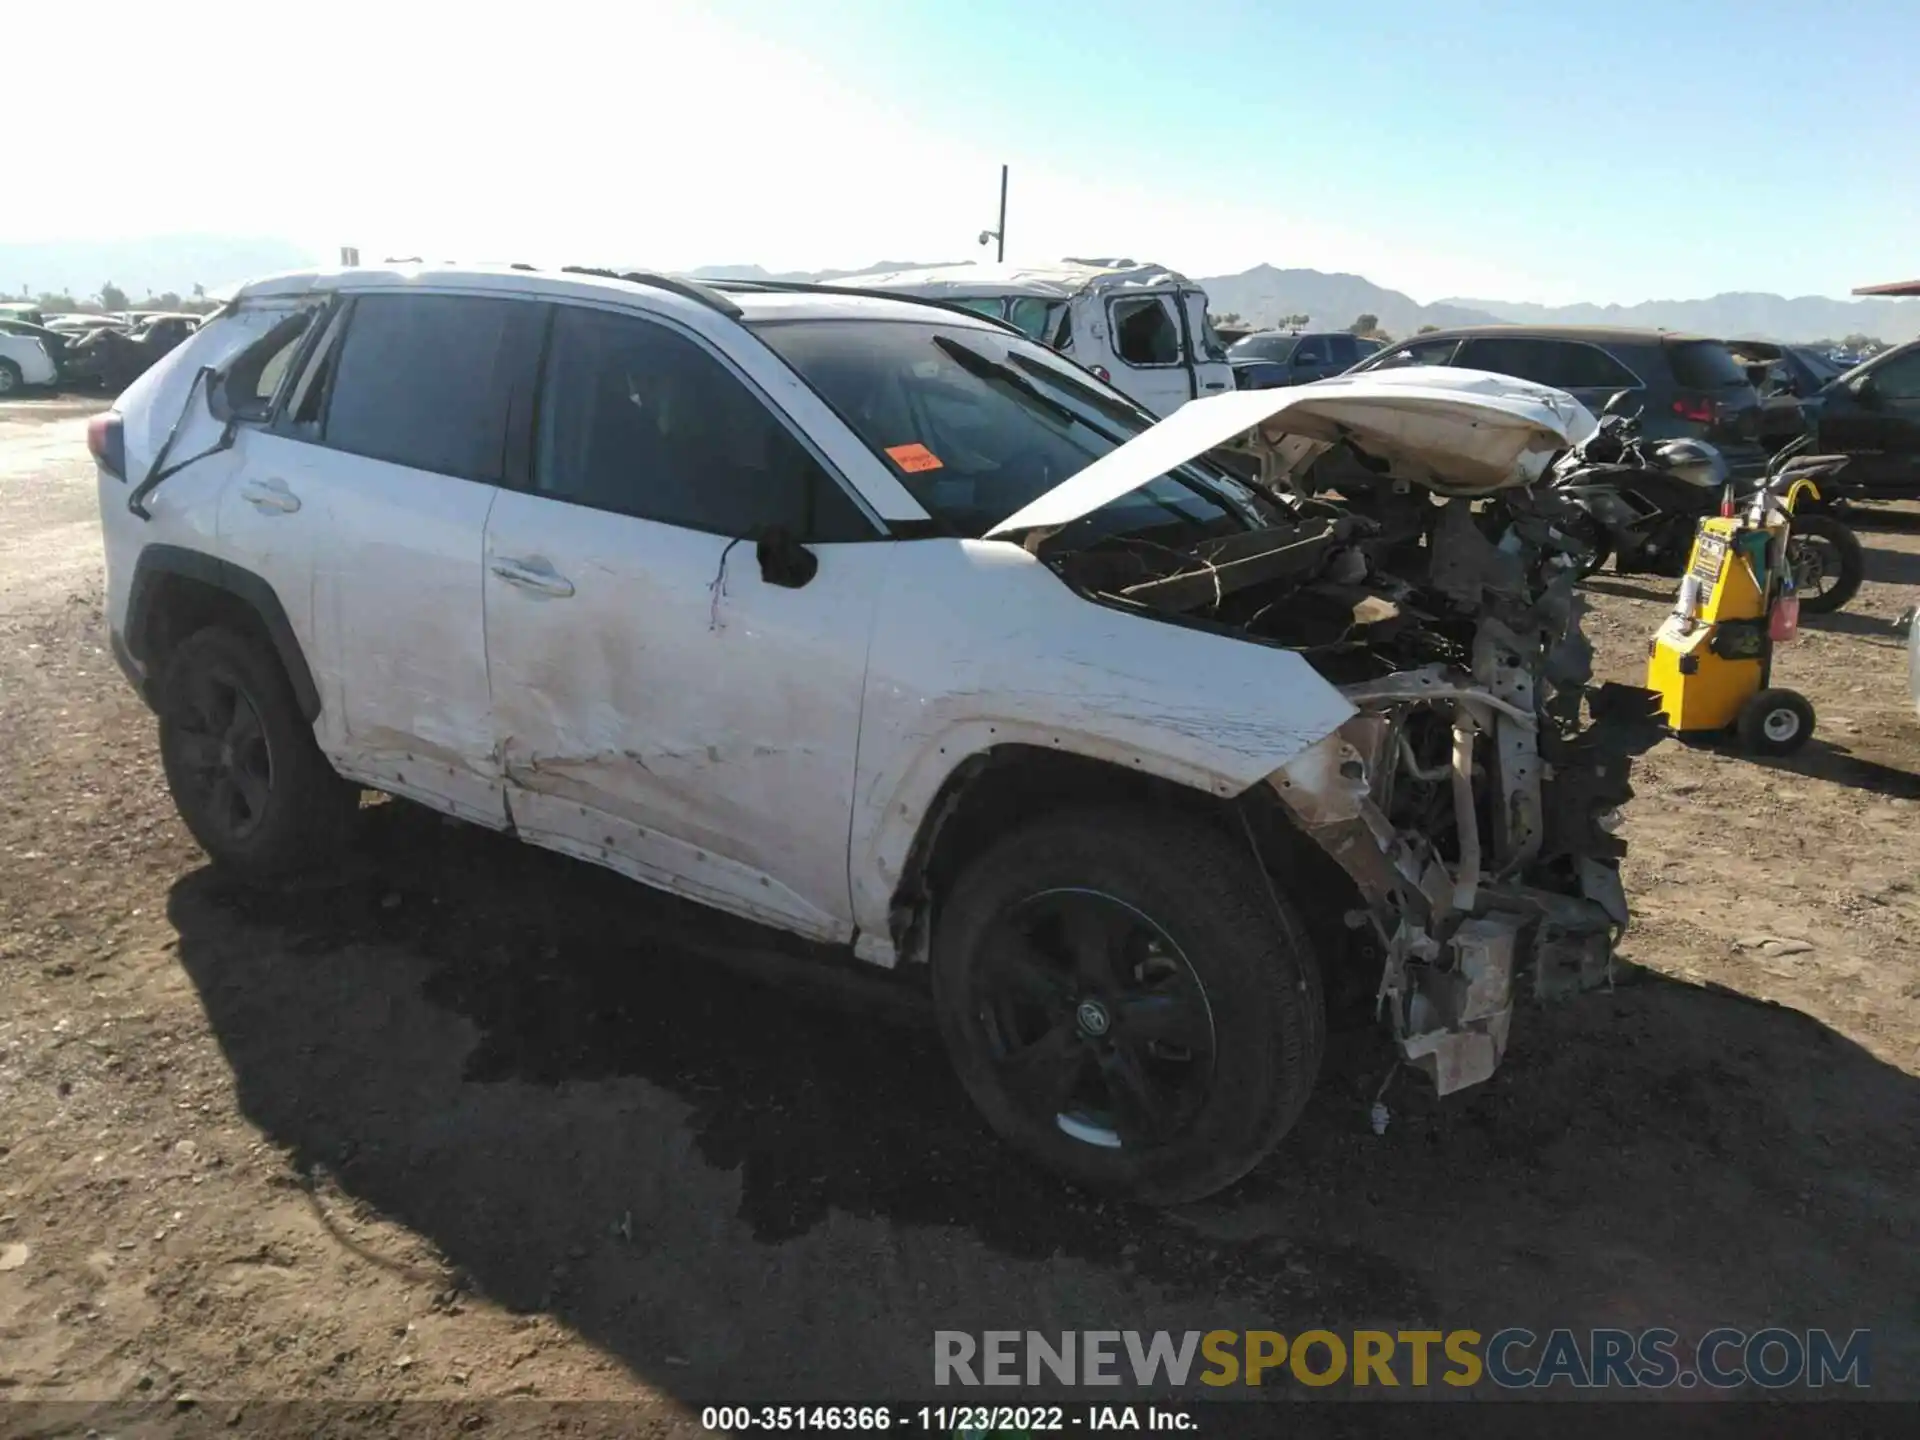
[2,395,1917,1430]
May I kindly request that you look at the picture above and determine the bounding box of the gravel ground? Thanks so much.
[2,398,1916,1432]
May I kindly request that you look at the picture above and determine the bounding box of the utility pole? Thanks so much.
[978,164,1008,262]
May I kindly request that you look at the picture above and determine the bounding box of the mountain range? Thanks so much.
[691,261,1920,344]
[1195,265,1920,344]
[7,239,1915,344]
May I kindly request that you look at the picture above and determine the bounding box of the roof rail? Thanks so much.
[702,278,1026,336]
[558,266,743,320]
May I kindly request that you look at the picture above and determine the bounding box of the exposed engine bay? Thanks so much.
[1024,382,1663,1095]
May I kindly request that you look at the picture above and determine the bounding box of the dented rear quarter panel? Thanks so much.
[847,538,1356,950]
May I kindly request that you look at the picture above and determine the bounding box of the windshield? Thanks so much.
[753,318,1269,542]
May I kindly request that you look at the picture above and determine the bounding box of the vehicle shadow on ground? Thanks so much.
[1729,737,1920,799]
[1840,505,1920,536]
[1804,608,1908,642]
[166,799,1920,1399]
[1862,541,1920,588]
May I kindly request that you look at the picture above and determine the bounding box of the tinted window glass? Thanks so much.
[535,306,872,542]
[1362,337,1459,370]
[1110,297,1182,366]
[1228,333,1298,363]
[1292,336,1330,366]
[1540,341,1637,389]
[1665,340,1749,389]
[756,318,1265,542]
[1868,348,1920,400]
[1327,334,1360,366]
[1455,336,1557,384]
[324,294,524,480]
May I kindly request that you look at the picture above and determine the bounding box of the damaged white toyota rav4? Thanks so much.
[92,264,1654,1204]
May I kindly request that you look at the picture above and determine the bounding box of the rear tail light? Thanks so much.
[1672,395,1716,425]
[87,412,126,480]
[1088,365,1111,382]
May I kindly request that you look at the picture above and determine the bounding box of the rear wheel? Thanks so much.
[0,359,21,396]
[1787,513,1864,613]
[157,626,358,880]
[1736,688,1815,756]
[931,807,1324,1205]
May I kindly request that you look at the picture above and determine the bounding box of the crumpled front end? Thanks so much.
[1041,455,1660,1097]
[1263,487,1662,1093]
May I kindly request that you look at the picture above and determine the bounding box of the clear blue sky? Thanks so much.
[706,0,1919,303]
[12,0,1915,304]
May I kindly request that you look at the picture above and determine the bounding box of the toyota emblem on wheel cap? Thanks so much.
[1076,999,1111,1036]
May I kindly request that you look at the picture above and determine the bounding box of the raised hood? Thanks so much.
[985,366,1596,538]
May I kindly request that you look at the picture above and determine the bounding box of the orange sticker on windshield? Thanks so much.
[885,442,944,473]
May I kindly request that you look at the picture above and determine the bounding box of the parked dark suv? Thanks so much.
[1811,339,1920,501]
[1353,325,1768,474]
[1228,330,1381,390]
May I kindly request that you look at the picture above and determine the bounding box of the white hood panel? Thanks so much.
[985,367,1596,538]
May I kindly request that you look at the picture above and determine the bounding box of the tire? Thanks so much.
[931,807,1325,1205]
[1736,688,1815,756]
[156,626,358,880]
[1787,513,1864,614]
[0,359,21,396]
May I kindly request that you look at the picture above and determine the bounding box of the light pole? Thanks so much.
[977,164,1008,263]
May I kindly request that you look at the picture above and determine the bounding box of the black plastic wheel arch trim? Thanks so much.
[125,545,322,722]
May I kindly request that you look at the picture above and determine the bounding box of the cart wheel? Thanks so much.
[1736,689,1814,756]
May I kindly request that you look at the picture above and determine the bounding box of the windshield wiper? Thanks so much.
[932,335,1086,429]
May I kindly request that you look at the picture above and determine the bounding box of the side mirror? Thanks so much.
[1601,389,1638,417]
[1848,374,1879,405]
[1742,362,1772,388]
[756,526,818,589]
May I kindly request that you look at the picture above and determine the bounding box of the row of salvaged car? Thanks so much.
[0,307,203,395]
[824,261,1920,506]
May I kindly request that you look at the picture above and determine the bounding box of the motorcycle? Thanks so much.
[1547,392,1863,614]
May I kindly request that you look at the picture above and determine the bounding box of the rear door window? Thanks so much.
[1666,340,1750,390]
[1363,336,1461,370]
[320,293,534,482]
[1327,334,1361,367]
[1109,296,1184,367]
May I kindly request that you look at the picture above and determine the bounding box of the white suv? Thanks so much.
[90,263,1644,1203]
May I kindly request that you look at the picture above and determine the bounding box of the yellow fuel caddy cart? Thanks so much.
[1646,472,1827,755]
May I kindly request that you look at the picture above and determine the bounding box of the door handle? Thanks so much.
[489,557,576,598]
[241,477,300,513]
[1202,381,1226,390]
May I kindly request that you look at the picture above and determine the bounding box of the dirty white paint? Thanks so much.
[986,367,1597,537]
[482,490,893,939]
[846,539,1356,954]
[95,301,312,674]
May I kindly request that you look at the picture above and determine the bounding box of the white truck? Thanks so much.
[831,259,1235,417]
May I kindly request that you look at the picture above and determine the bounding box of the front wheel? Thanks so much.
[1788,514,1864,613]
[931,807,1324,1205]
[0,359,22,396]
